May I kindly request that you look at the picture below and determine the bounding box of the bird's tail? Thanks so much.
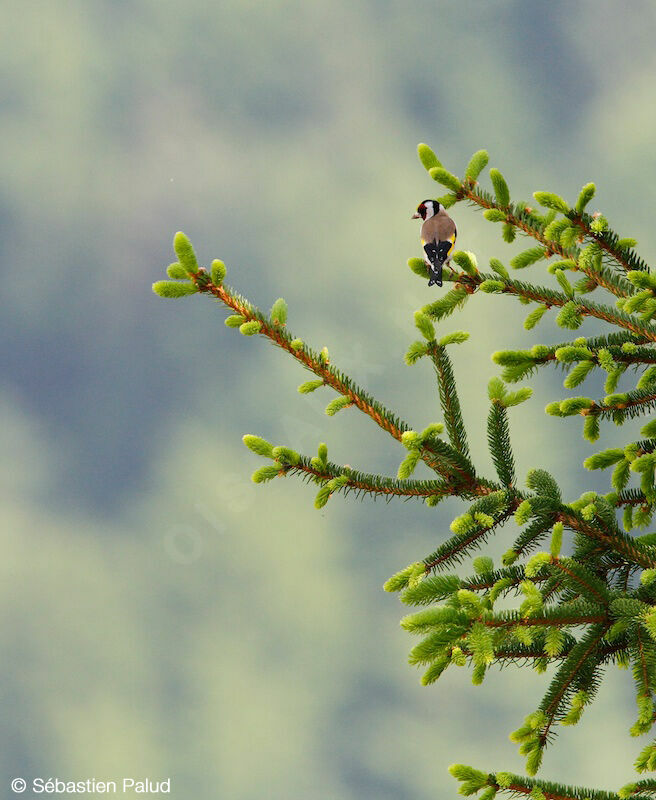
[424,241,452,287]
[427,268,442,287]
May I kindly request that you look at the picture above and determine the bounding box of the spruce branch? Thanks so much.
[547,557,611,607]
[566,209,649,277]
[422,502,519,573]
[529,625,609,764]
[484,611,608,629]
[170,244,484,487]
[458,642,572,664]
[446,160,647,297]
[260,452,454,504]
[157,145,656,797]
[487,397,516,487]
[558,510,656,570]
[580,390,656,420]
[457,184,632,299]
[419,264,656,345]
[453,769,623,800]
[427,342,471,457]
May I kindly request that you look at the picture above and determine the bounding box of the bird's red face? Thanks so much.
[412,199,440,220]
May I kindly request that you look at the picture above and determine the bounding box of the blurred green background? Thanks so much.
[3,1,656,797]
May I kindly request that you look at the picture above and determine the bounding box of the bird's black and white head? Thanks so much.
[412,199,441,220]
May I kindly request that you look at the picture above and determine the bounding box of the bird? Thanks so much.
[412,199,457,287]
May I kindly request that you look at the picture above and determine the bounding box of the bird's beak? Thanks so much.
[411,212,420,219]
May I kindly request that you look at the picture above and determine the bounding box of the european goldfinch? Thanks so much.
[412,199,457,287]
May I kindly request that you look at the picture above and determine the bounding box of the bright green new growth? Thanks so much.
[155,148,656,800]
[270,297,287,325]
[430,166,463,193]
[490,168,510,207]
[173,230,198,275]
[211,259,226,285]
[465,150,490,183]
[417,142,441,171]
[239,320,262,336]
[166,262,187,279]
[152,280,198,298]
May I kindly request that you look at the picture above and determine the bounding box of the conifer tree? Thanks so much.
[154,144,656,800]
